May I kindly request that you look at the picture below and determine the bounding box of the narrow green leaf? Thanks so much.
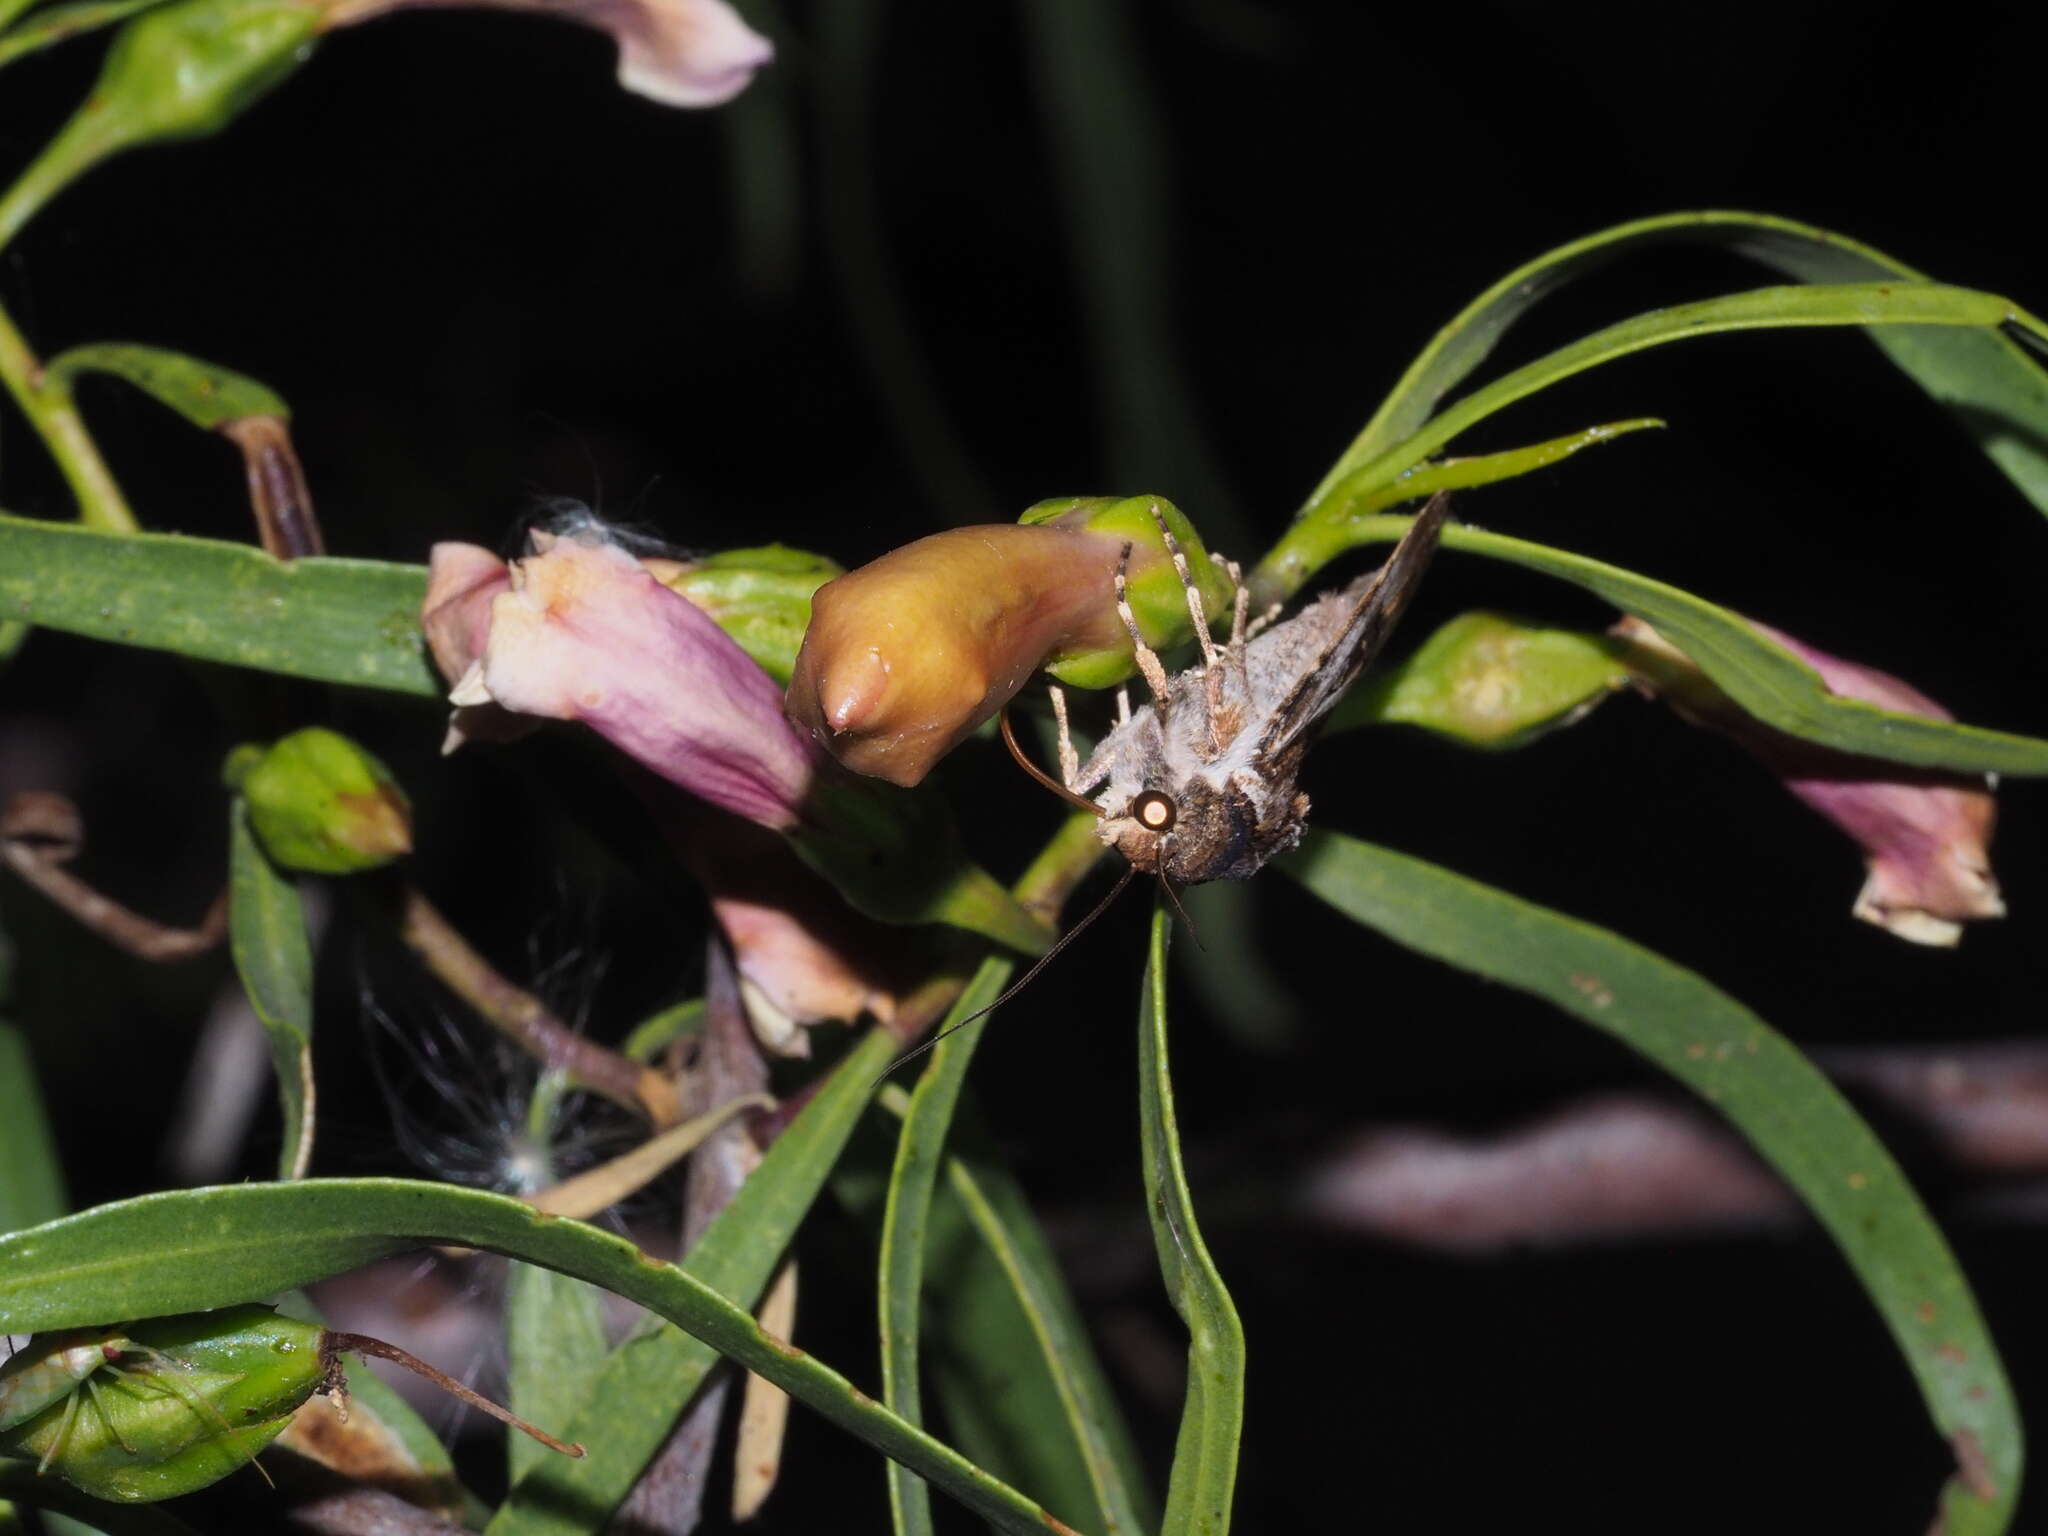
[42,342,287,428]
[488,1025,899,1536]
[1280,283,2048,578]
[0,1023,67,1235]
[621,997,705,1063]
[0,513,438,695]
[1334,516,2048,777]
[879,961,1011,1536]
[0,1171,1062,1536]
[227,798,315,1180]
[504,1263,609,1485]
[1139,905,1244,1536]
[1283,829,2021,1533]
[1311,209,2048,524]
[934,1125,1157,1535]
[0,0,168,69]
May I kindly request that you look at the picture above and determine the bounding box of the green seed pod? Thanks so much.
[0,1308,581,1504]
[1018,495,1236,689]
[651,544,843,686]
[0,1307,324,1503]
[226,727,413,874]
[1332,610,1628,747]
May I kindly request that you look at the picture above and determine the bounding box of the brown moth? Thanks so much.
[1043,493,1451,883]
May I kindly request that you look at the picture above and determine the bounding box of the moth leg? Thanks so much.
[1114,540,1172,711]
[1115,686,1132,726]
[1246,599,1284,639]
[1149,503,1221,670]
[1049,684,1082,790]
[38,1382,85,1475]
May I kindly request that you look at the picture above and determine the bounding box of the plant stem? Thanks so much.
[395,884,681,1127]
[0,301,138,532]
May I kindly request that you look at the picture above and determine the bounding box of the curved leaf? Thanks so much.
[1325,515,2048,777]
[487,1024,896,1536]
[1270,284,2048,590]
[0,1176,1061,1535]
[1140,904,1244,1536]
[227,799,315,1180]
[1313,210,2048,521]
[879,960,1011,1536]
[42,342,287,428]
[0,513,438,695]
[930,1113,1157,1536]
[1281,829,2020,1534]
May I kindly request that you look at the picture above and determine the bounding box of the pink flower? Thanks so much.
[431,524,816,829]
[317,0,773,108]
[1614,616,2004,946]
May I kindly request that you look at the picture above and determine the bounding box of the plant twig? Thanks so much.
[0,300,138,532]
[394,883,680,1126]
[1,791,226,960]
[221,414,326,558]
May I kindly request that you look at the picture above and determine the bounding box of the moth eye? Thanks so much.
[1131,789,1177,832]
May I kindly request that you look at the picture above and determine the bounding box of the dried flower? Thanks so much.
[1614,615,2003,946]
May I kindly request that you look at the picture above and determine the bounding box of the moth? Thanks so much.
[1012,492,1452,884]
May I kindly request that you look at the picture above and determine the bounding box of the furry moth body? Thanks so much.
[1066,494,1451,883]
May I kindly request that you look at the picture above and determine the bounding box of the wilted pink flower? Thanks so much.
[1614,615,2004,946]
[318,0,772,108]
[437,524,817,829]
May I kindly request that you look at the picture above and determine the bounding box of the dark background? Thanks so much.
[4,1,2046,1530]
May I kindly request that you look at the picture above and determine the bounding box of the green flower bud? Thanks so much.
[1334,611,1627,747]
[227,727,413,873]
[1018,494,1236,688]
[648,544,843,686]
[0,1307,324,1503]
[0,0,318,252]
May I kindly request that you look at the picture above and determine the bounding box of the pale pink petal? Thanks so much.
[422,542,510,684]
[318,0,772,108]
[471,527,815,828]
[1614,615,2003,946]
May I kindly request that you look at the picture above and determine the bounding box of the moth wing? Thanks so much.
[1263,492,1451,752]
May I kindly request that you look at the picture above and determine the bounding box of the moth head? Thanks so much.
[1097,786,1180,874]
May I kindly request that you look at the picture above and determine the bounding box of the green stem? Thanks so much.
[0,302,137,531]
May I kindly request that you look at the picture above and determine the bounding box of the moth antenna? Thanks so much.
[324,1334,585,1459]
[1112,540,1172,712]
[876,864,1139,1083]
[1000,710,1104,817]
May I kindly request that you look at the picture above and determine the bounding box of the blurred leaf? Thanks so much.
[0,0,168,69]
[878,961,1010,1536]
[488,1025,896,1536]
[42,342,287,428]
[0,513,439,695]
[0,1172,1058,1534]
[0,1023,66,1234]
[0,1469,197,1535]
[505,1263,609,1485]
[227,798,315,1180]
[1139,905,1244,1536]
[1332,610,1628,746]
[1283,829,2020,1533]
[1018,0,1241,547]
[928,1107,1157,1535]
[1311,209,2048,524]
[1335,515,2048,777]
[621,997,705,1062]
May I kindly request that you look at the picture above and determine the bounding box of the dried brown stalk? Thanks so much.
[1,790,226,960]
